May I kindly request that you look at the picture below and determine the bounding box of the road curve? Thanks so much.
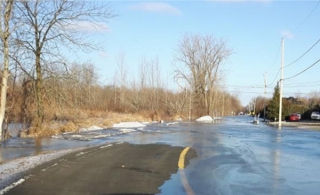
[3,142,196,195]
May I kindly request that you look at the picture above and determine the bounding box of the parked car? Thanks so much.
[296,113,301,120]
[289,114,300,122]
[311,111,320,120]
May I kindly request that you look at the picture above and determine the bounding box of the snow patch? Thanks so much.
[100,144,113,149]
[79,126,103,132]
[165,122,178,126]
[113,122,146,128]
[195,116,213,122]
[119,129,137,133]
[92,134,111,139]
[71,135,82,138]
[0,178,26,195]
[75,151,88,157]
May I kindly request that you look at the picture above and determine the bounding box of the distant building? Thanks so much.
[284,96,303,105]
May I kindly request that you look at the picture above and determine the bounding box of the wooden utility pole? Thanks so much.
[279,38,284,128]
[264,72,267,121]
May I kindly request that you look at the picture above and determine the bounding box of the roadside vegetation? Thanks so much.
[0,1,242,140]
[247,83,320,121]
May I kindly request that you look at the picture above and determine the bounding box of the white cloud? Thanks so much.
[130,2,182,15]
[280,30,294,39]
[64,21,110,33]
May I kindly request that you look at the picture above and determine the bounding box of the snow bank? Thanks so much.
[195,116,213,122]
[113,122,146,128]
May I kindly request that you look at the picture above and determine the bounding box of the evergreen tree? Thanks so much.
[267,83,280,120]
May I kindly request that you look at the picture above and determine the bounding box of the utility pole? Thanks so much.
[254,97,256,115]
[279,38,284,128]
[264,72,267,122]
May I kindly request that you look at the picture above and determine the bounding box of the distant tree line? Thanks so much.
[248,83,320,121]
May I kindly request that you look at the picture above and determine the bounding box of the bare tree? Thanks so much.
[174,34,232,116]
[0,0,14,142]
[139,57,147,90]
[13,0,116,129]
[308,91,320,108]
[146,57,161,111]
[116,49,127,110]
[127,79,143,113]
[165,89,187,117]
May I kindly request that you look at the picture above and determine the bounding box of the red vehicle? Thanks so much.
[289,114,300,122]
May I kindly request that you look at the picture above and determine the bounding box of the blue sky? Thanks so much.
[76,1,320,106]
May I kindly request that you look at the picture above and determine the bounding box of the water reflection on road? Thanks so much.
[1,116,320,194]
[0,122,181,162]
[158,117,320,195]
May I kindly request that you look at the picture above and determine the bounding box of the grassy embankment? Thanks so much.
[22,110,179,138]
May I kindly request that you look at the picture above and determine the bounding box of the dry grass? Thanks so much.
[21,107,185,138]
[22,110,151,138]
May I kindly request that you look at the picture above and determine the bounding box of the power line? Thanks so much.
[282,92,310,95]
[225,85,265,89]
[283,1,320,38]
[284,80,320,86]
[214,84,266,89]
[267,68,280,87]
[267,41,281,73]
[284,58,320,80]
[284,38,320,68]
[283,83,320,88]
[228,91,271,95]
[267,1,320,88]
[264,39,281,88]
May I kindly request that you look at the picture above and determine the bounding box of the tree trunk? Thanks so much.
[0,0,14,143]
[0,53,9,142]
[35,49,44,129]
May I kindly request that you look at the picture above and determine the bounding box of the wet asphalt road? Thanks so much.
[4,143,196,195]
[2,116,320,194]
[121,117,320,195]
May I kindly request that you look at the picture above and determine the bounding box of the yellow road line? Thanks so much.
[178,147,195,195]
[178,147,190,169]
[180,169,195,195]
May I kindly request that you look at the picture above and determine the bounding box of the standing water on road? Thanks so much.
[158,116,320,195]
[0,121,180,162]
[1,116,320,195]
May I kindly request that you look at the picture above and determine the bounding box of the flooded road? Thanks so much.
[157,117,320,195]
[1,116,320,194]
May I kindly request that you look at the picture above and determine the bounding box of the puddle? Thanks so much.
[0,121,183,163]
